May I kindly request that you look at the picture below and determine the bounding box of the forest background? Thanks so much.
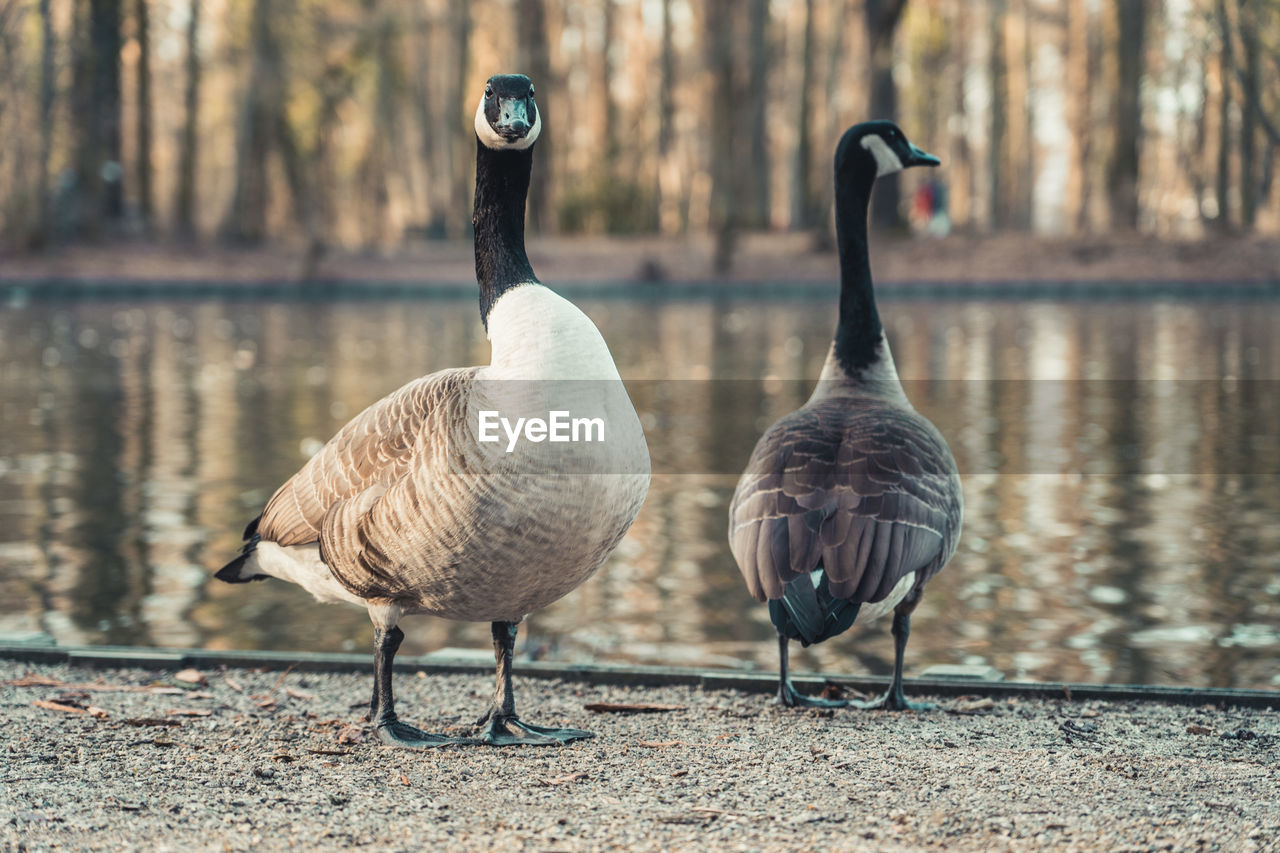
[0,0,1277,279]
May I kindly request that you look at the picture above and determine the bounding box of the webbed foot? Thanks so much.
[376,718,476,749]
[477,711,594,746]
[777,680,849,709]
[848,691,934,712]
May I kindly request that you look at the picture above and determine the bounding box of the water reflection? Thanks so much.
[1,295,1278,687]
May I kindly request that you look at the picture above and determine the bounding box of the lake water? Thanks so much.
[1,291,1278,688]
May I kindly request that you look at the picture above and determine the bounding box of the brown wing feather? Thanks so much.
[256,368,479,548]
[729,396,962,604]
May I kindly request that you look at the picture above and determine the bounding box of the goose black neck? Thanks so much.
[832,170,883,376]
[474,139,537,326]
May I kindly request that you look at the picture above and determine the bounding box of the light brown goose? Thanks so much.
[216,74,650,747]
[729,121,962,710]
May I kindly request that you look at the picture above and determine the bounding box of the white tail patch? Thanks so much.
[252,541,364,606]
[861,134,904,177]
[858,571,916,623]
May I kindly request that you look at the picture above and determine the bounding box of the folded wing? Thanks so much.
[729,398,961,604]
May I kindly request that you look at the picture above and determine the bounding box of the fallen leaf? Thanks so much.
[285,687,315,701]
[950,698,996,714]
[337,725,364,745]
[399,774,411,786]
[1186,724,1213,736]
[34,699,107,719]
[538,772,588,786]
[124,718,182,728]
[271,753,295,763]
[174,669,208,687]
[306,749,351,756]
[583,702,686,714]
[638,740,686,748]
[224,676,245,693]
[672,769,690,778]
[5,674,64,688]
[146,687,188,696]
[8,675,175,695]
[691,806,759,819]
[167,708,212,717]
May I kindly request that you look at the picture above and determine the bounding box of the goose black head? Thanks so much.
[835,121,939,182]
[474,74,541,151]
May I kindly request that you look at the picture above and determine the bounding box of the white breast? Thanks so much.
[483,284,623,381]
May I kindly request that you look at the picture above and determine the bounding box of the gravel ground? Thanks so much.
[2,659,1277,852]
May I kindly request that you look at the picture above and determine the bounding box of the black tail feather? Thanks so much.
[770,566,860,647]
[215,517,267,584]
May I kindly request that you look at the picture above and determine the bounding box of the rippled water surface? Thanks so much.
[2,292,1278,688]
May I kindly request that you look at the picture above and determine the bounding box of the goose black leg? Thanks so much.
[850,604,935,712]
[475,621,593,746]
[371,626,472,748]
[777,633,848,708]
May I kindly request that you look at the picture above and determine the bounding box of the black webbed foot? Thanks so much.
[376,718,476,749]
[475,708,594,746]
[848,690,934,712]
[777,679,849,709]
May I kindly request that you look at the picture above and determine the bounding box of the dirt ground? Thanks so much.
[3,232,1278,287]
[2,658,1277,852]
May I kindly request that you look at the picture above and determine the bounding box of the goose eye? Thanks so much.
[484,84,493,97]
[528,85,535,98]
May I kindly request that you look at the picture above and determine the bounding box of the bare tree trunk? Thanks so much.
[1189,30,1211,225]
[1238,1,1260,229]
[73,0,124,237]
[813,0,857,245]
[35,0,56,245]
[360,0,398,247]
[223,0,271,243]
[865,0,908,230]
[94,0,124,223]
[600,0,618,173]
[1106,0,1145,231]
[705,0,738,272]
[1215,23,1233,229]
[1065,0,1093,232]
[655,0,677,231]
[947,0,974,229]
[790,0,816,231]
[1011,0,1033,229]
[423,0,472,238]
[174,0,200,239]
[134,0,153,227]
[987,0,1007,230]
[745,0,770,228]
[450,0,472,238]
[516,0,552,232]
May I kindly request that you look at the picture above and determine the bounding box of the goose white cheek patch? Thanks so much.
[861,135,904,177]
[474,98,542,151]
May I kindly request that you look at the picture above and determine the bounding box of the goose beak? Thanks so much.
[498,120,530,141]
[495,99,532,141]
[905,144,941,168]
